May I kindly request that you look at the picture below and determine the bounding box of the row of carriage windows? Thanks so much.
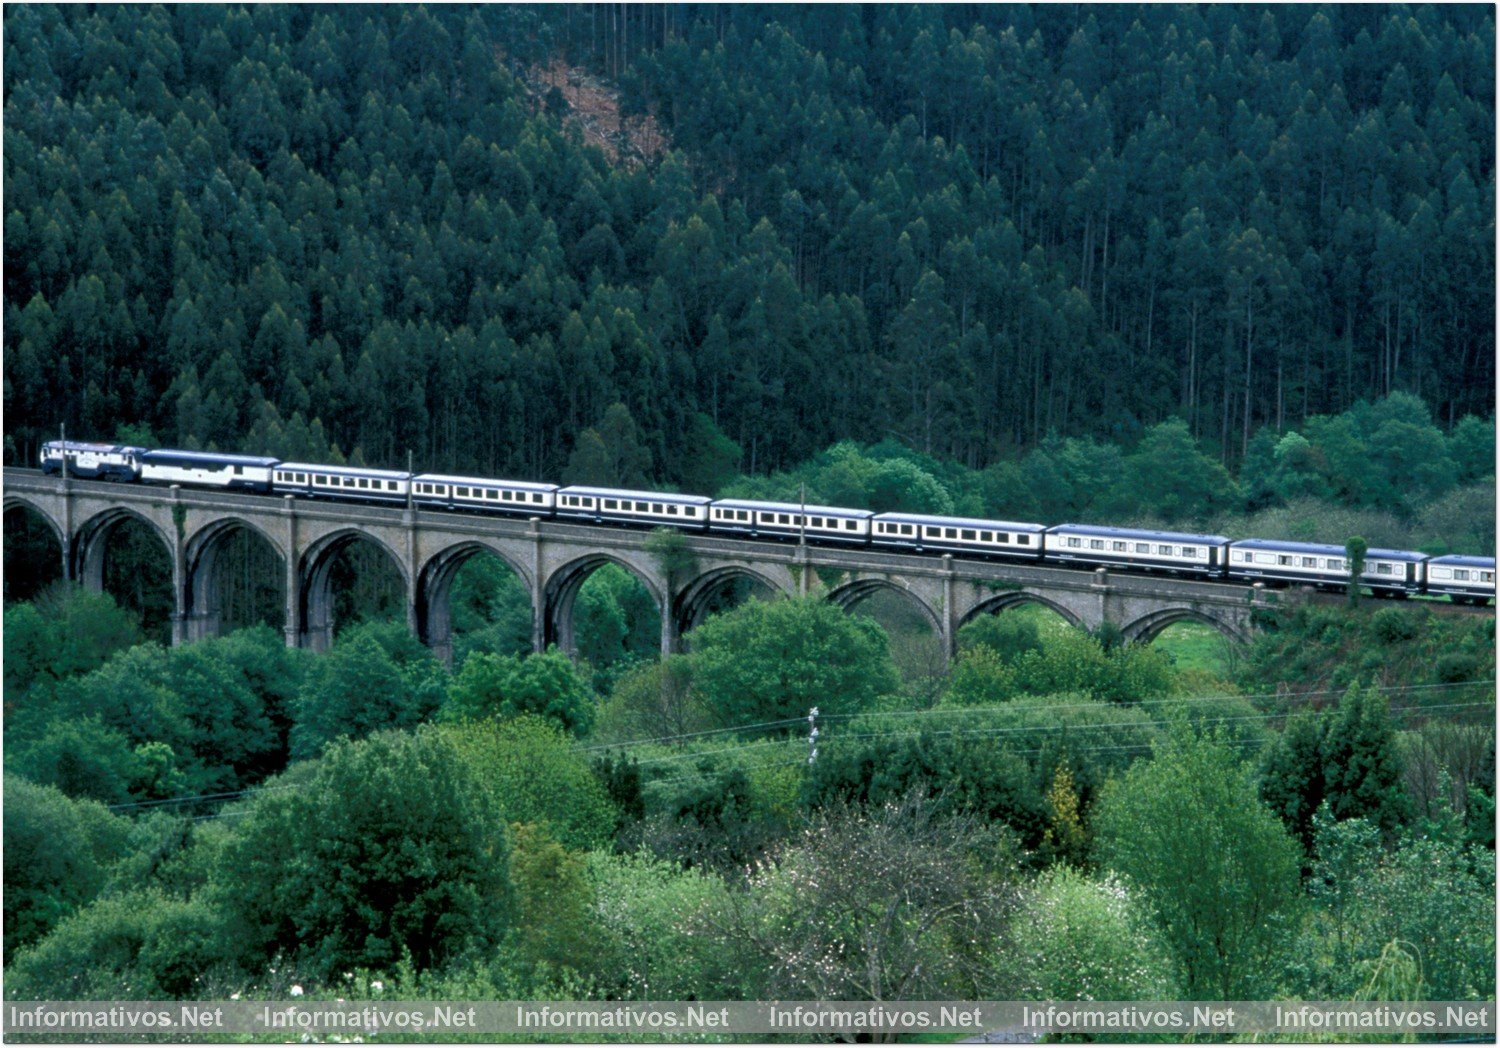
[872,522,1033,544]
[1065,537,1199,557]
[1432,567,1494,583]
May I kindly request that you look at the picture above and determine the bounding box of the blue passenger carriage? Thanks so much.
[1228,539,1426,595]
[413,474,557,515]
[272,462,411,503]
[555,486,711,527]
[709,498,872,543]
[1424,554,1495,604]
[1044,524,1229,576]
[872,512,1044,559]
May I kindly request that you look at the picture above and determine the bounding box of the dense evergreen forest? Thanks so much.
[4,4,1494,484]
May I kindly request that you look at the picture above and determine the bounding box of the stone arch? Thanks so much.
[182,517,288,640]
[1121,606,1251,646]
[72,507,175,591]
[674,565,791,640]
[957,590,1088,632]
[298,528,409,651]
[542,553,665,657]
[3,497,66,602]
[2,495,64,546]
[826,577,943,636]
[416,540,535,665]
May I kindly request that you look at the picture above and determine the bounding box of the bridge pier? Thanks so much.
[283,496,301,649]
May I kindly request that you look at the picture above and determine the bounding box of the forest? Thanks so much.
[2,2,1495,1030]
[3,4,1494,481]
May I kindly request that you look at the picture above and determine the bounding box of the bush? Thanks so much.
[444,647,596,735]
[4,776,132,961]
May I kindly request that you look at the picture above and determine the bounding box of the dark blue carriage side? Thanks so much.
[1045,524,1230,576]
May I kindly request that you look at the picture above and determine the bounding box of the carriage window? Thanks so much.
[1090,539,1105,550]
[389,481,399,491]
[1254,553,1276,564]
[1454,569,1471,581]
[1277,555,1291,565]
[1066,537,1081,548]
[234,465,245,475]
[1375,563,1393,575]
[345,478,356,487]
[604,499,618,509]
[1018,535,1029,545]
[297,474,306,483]
[982,532,994,542]
[1182,547,1197,558]
[667,506,678,515]
[945,529,958,539]
[900,524,913,536]
[1302,557,1317,568]
[1112,541,1127,552]
[1135,543,1150,553]
[1484,572,1495,583]
[1327,559,1344,570]
[779,514,791,525]
[961,529,976,541]
[485,489,497,499]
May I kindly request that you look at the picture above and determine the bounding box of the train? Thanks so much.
[38,439,1496,605]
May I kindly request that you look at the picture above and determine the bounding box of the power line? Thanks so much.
[823,701,1493,749]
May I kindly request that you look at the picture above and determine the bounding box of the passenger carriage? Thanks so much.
[555,486,711,528]
[272,462,411,503]
[141,450,279,493]
[872,512,1044,559]
[1045,524,1230,576]
[40,441,143,481]
[709,498,872,544]
[1227,539,1426,595]
[412,474,557,515]
[1424,554,1496,604]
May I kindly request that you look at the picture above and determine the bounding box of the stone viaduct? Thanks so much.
[4,470,1287,662]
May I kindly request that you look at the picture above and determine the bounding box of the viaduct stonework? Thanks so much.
[4,470,1289,663]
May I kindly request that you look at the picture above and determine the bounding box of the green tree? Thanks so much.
[3,776,132,961]
[444,647,596,736]
[215,726,514,981]
[1001,867,1177,999]
[1345,535,1369,606]
[289,621,445,760]
[688,596,898,727]
[1094,725,1302,998]
[443,716,618,851]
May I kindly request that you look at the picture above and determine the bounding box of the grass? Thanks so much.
[1152,620,1234,678]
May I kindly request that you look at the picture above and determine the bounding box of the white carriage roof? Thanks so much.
[712,498,873,517]
[875,511,1045,530]
[143,449,280,466]
[1050,523,1229,544]
[557,486,711,504]
[415,474,558,491]
[277,462,412,480]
